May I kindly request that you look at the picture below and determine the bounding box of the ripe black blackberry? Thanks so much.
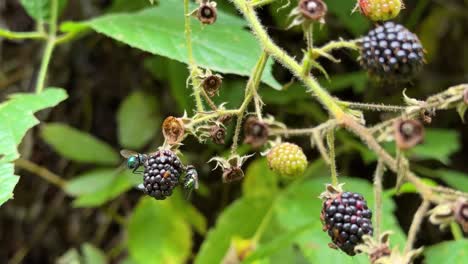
[143,150,183,200]
[321,191,373,256]
[359,22,425,81]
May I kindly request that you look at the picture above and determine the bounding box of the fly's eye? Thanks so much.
[127,156,138,169]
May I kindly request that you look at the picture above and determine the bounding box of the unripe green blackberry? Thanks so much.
[359,22,425,81]
[267,143,307,178]
[321,191,373,256]
[357,0,403,21]
[143,150,183,200]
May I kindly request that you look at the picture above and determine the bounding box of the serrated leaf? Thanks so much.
[20,0,68,21]
[0,88,67,206]
[425,240,468,264]
[41,123,119,165]
[128,197,192,264]
[194,197,273,264]
[117,91,160,149]
[70,169,140,208]
[0,163,19,206]
[242,158,278,198]
[82,243,106,264]
[63,0,280,89]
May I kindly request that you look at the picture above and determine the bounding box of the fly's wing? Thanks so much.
[120,149,138,158]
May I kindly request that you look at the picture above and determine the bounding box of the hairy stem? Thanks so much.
[326,129,338,186]
[184,0,204,112]
[0,28,46,40]
[373,160,386,238]
[404,200,430,253]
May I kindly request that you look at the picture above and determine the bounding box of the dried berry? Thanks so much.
[162,116,185,145]
[299,0,327,22]
[394,119,424,150]
[210,125,226,145]
[464,88,468,104]
[222,166,244,183]
[202,74,222,97]
[197,1,217,25]
[454,198,468,232]
[243,117,269,148]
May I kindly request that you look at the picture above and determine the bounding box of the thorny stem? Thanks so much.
[270,119,336,136]
[231,0,345,119]
[200,88,218,110]
[184,0,204,112]
[231,51,269,154]
[35,0,59,93]
[14,158,66,189]
[404,200,430,254]
[326,129,338,186]
[249,0,278,8]
[339,101,407,112]
[373,160,386,238]
[0,28,46,40]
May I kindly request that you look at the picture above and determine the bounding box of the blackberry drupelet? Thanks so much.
[143,150,183,200]
[321,191,373,256]
[359,22,425,81]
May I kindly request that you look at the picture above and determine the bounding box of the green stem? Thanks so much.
[326,129,338,186]
[450,222,463,241]
[339,101,407,112]
[184,0,204,112]
[249,0,278,7]
[0,28,46,40]
[231,51,269,154]
[231,0,344,119]
[35,0,59,93]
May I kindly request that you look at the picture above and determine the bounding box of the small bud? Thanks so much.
[197,1,217,25]
[243,117,269,149]
[464,88,468,104]
[299,0,328,22]
[202,74,223,97]
[394,119,424,150]
[454,198,468,232]
[162,116,185,145]
[217,115,232,125]
[210,125,226,145]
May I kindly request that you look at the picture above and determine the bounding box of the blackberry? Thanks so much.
[143,150,183,200]
[321,191,373,256]
[359,22,425,81]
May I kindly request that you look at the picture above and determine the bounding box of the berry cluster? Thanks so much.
[321,191,373,255]
[359,22,425,81]
[267,143,307,178]
[142,150,183,200]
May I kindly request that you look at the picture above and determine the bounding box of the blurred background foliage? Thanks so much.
[0,0,467,263]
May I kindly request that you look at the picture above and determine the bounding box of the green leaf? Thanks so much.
[117,91,160,149]
[0,88,67,206]
[194,197,273,264]
[20,0,68,21]
[82,243,106,264]
[425,240,468,264]
[0,163,19,207]
[326,0,370,36]
[435,170,468,193]
[384,178,438,197]
[412,129,460,164]
[64,0,280,89]
[243,158,278,198]
[0,88,68,162]
[319,72,368,93]
[170,190,207,235]
[41,123,119,165]
[128,197,192,264]
[70,169,140,208]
